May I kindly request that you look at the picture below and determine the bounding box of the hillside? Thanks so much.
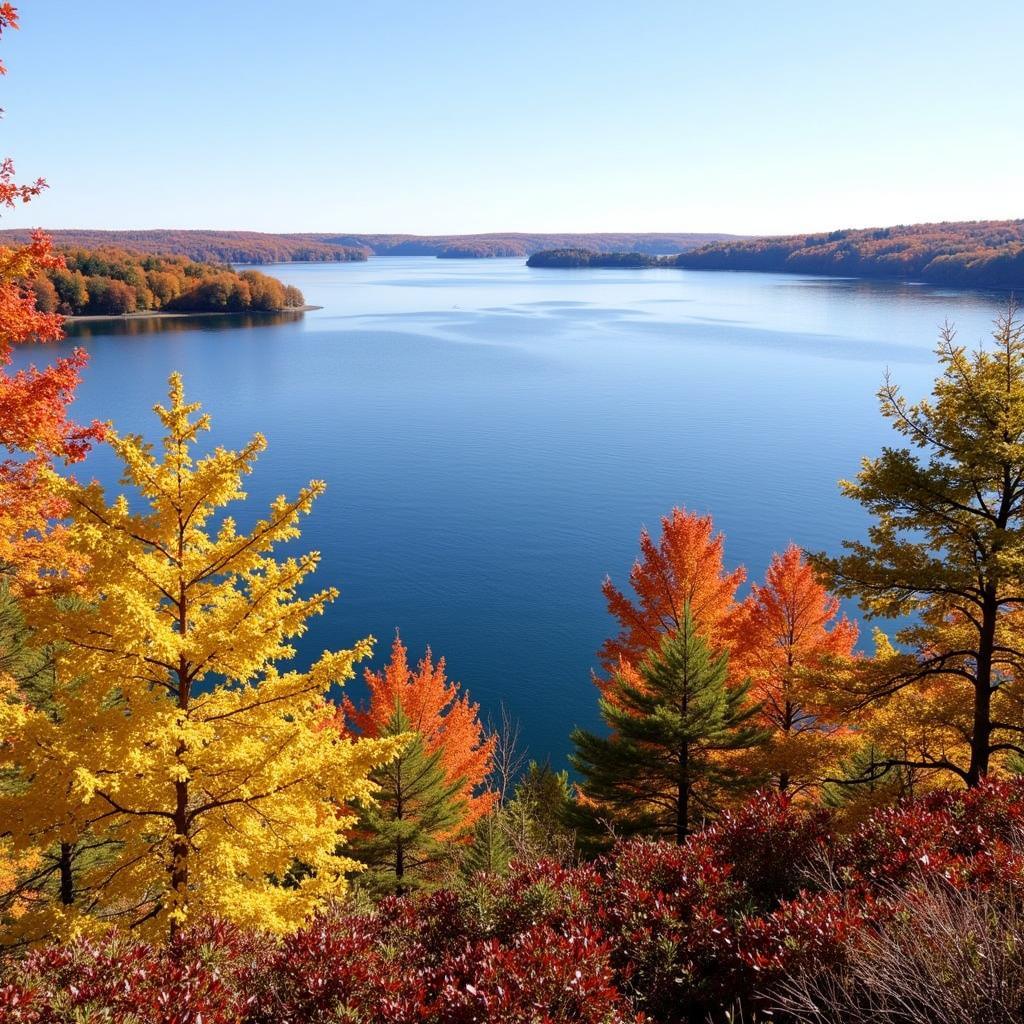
[676,219,1024,290]
[0,229,738,264]
[0,230,370,265]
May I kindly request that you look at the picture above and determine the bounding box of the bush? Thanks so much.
[4,782,1024,1023]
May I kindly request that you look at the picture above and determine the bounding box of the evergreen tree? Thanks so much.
[461,810,513,878]
[505,761,575,861]
[351,704,467,895]
[0,585,50,703]
[570,606,767,845]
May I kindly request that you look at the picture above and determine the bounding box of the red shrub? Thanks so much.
[0,933,245,1024]
[5,780,1024,1024]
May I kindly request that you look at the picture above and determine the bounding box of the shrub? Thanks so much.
[5,781,1024,1023]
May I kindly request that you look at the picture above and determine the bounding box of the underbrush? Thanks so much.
[4,781,1024,1024]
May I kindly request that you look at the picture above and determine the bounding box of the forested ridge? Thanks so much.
[677,219,1024,289]
[8,223,1024,290]
[0,229,370,265]
[0,229,739,263]
[30,247,305,316]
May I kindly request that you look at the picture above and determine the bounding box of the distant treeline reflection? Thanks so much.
[65,310,305,340]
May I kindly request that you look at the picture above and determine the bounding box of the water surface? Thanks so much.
[14,258,1007,766]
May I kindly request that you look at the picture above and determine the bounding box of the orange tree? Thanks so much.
[731,544,857,796]
[599,507,745,695]
[342,635,496,889]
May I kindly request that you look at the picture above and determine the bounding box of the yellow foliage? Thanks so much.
[1,374,403,943]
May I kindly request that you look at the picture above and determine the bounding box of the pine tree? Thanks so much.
[345,635,496,826]
[812,307,1024,788]
[504,762,575,861]
[570,606,767,845]
[461,810,513,878]
[350,704,466,895]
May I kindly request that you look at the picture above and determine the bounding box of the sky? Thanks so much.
[1,0,1022,236]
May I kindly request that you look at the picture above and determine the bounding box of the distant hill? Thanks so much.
[675,220,1024,290]
[0,230,739,265]
[0,230,371,265]
[325,232,737,258]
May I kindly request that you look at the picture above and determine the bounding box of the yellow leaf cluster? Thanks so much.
[1,374,403,943]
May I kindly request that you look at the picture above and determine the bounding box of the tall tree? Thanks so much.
[731,544,858,795]
[2,375,402,942]
[571,606,766,845]
[345,634,496,826]
[349,704,465,895]
[599,508,745,694]
[812,307,1024,788]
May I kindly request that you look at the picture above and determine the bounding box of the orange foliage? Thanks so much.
[599,507,745,682]
[731,544,858,792]
[0,8,103,588]
[344,635,497,826]
[732,544,858,712]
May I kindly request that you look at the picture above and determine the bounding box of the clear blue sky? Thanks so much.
[2,0,1021,235]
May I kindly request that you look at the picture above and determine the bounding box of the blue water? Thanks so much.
[11,258,1008,767]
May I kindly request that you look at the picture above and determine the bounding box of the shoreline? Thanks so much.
[64,305,322,323]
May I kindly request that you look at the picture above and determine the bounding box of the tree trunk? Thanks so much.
[967,590,997,788]
[676,745,689,844]
[169,768,189,940]
[58,842,74,906]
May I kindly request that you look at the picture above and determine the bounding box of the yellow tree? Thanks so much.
[3,375,402,941]
[813,308,1024,788]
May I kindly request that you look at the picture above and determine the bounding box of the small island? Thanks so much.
[526,248,670,268]
[32,247,306,317]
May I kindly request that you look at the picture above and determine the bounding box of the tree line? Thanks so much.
[527,248,667,267]
[0,230,369,265]
[0,229,738,263]
[676,219,1024,290]
[30,247,306,316]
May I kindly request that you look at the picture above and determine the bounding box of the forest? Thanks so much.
[29,247,305,316]
[0,229,738,263]
[676,219,1024,290]
[7,227,1024,1020]
[0,230,369,265]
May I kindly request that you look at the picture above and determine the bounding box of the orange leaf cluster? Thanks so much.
[344,635,497,825]
[731,544,858,731]
[0,87,104,587]
[599,507,745,683]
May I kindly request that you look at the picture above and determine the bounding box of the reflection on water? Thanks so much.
[65,309,306,341]
[12,258,1011,766]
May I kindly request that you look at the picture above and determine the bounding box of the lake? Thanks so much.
[13,258,1008,768]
